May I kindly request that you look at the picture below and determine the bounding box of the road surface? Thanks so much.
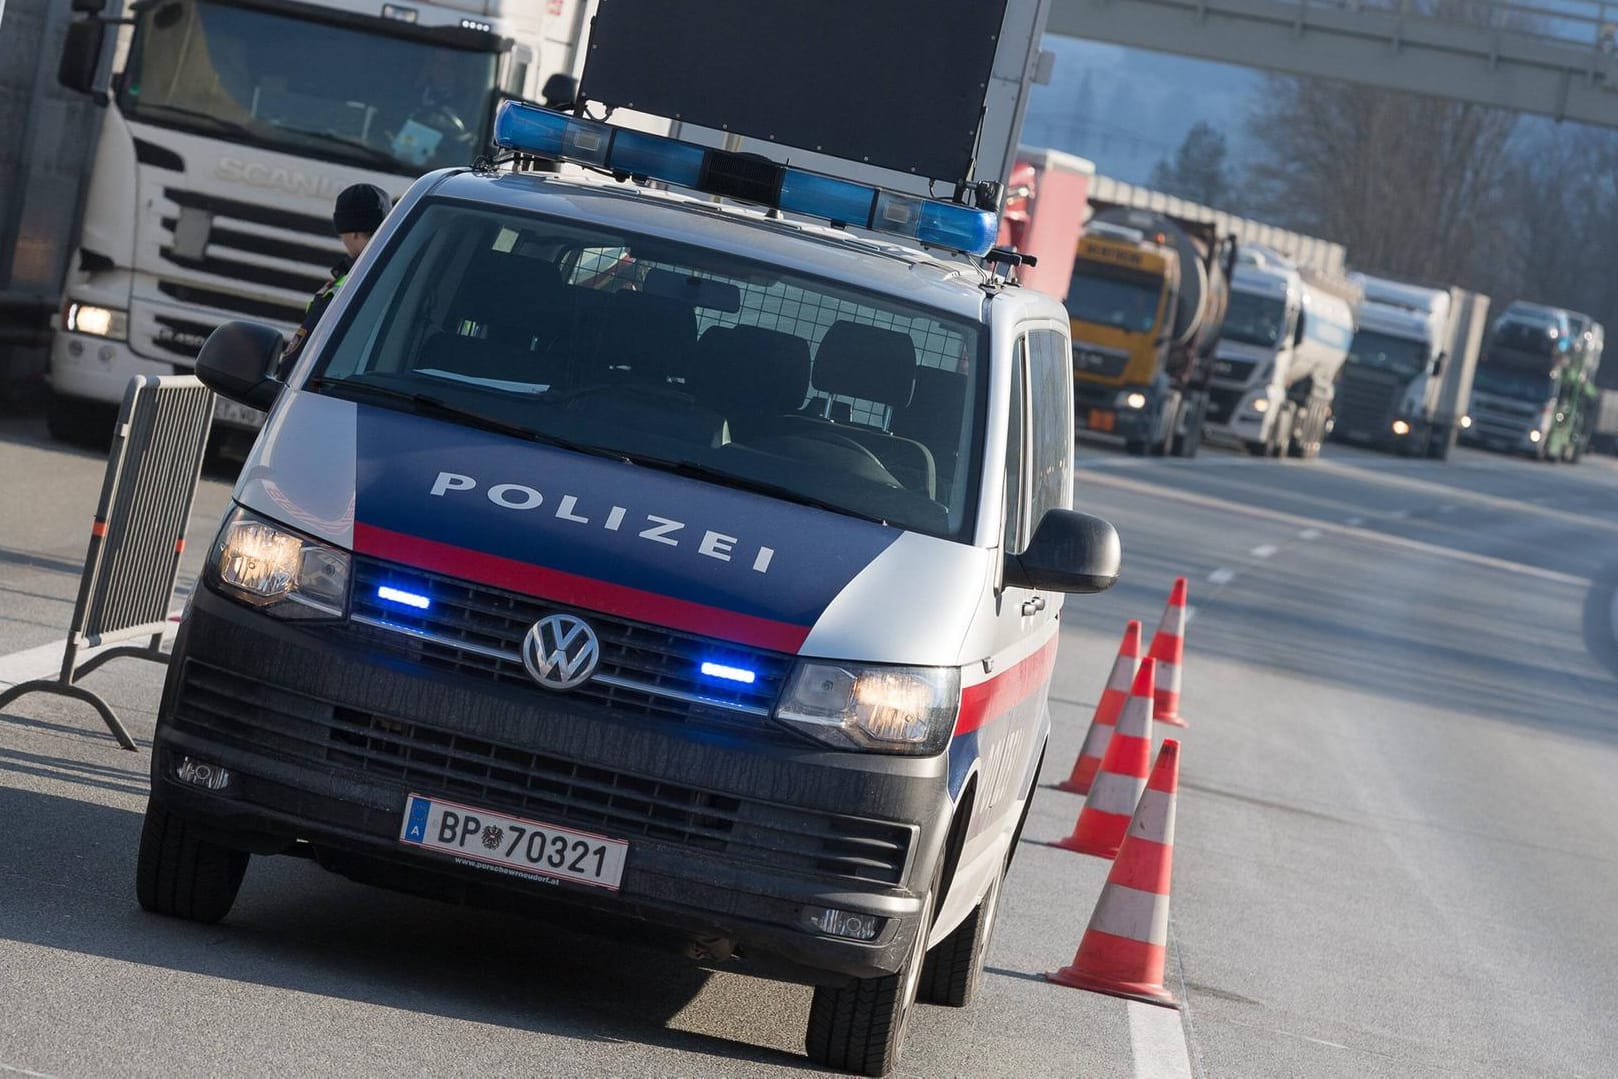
[2,413,1615,1077]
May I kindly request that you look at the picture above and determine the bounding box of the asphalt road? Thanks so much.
[3,412,1616,1077]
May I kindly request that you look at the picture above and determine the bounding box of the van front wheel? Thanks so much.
[918,869,1003,1008]
[806,886,935,1076]
[136,799,249,924]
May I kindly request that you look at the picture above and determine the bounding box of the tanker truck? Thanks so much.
[1067,203,1236,456]
[1461,303,1604,462]
[1203,246,1357,459]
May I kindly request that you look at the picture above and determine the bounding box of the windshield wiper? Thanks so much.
[127,102,258,140]
[619,454,891,526]
[308,377,621,459]
[274,126,405,171]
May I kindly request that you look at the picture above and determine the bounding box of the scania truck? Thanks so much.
[1203,245,1357,459]
[1331,275,1488,459]
[38,0,588,446]
[1067,204,1235,456]
[1461,302,1604,462]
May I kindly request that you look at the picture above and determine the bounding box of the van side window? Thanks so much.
[1003,336,1030,553]
[1026,328,1074,526]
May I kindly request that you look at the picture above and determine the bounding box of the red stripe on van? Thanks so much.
[954,633,1060,736]
[353,522,811,654]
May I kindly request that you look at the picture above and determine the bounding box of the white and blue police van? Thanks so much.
[143,101,1120,1076]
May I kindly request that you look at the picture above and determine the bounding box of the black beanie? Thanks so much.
[332,183,391,235]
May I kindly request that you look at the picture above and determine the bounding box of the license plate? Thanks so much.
[212,397,265,428]
[399,793,628,891]
[1086,408,1116,433]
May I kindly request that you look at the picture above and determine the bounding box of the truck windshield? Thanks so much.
[312,201,986,542]
[1474,366,1555,402]
[1065,266,1162,334]
[118,0,499,175]
[1347,329,1428,379]
[1220,290,1288,348]
[1489,320,1563,360]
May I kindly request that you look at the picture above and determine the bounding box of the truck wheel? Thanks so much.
[46,393,115,450]
[1244,441,1269,457]
[136,799,249,924]
[806,884,935,1076]
[918,870,1003,1008]
[1125,438,1149,456]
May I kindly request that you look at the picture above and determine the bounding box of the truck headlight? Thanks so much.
[775,662,959,754]
[1251,397,1270,414]
[1391,419,1412,436]
[207,506,349,619]
[1116,391,1147,410]
[1460,415,1472,429]
[66,303,129,341]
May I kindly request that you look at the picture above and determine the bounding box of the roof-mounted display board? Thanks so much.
[578,0,1009,185]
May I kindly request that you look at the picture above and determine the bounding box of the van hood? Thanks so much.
[236,391,914,654]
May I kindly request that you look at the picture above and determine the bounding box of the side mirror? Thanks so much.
[1005,509,1121,594]
[58,19,107,97]
[196,321,284,411]
[541,73,579,110]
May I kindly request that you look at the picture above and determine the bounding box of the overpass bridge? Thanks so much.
[1046,0,1618,128]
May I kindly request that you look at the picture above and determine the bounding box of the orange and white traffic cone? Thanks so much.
[1051,659,1155,859]
[1057,620,1142,796]
[1048,739,1181,1008]
[1148,577,1188,728]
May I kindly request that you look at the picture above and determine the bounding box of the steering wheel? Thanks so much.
[748,432,902,488]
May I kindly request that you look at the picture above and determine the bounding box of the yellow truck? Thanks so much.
[1067,204,1235,456]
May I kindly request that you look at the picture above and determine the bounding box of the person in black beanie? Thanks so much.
[279,183,392,372]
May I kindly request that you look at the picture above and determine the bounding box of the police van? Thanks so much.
[144,102,1120,1076]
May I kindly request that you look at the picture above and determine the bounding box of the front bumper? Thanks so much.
[151,586,950,984]
[1073,383,1155,442]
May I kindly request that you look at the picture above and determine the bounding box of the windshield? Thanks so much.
[118,0,499,174]
[1474,365,1555,402]
[1065,265,1163,334]
[312,202,986,542]
[1220,290,1289,348]
[1346,329,1429,379]
[1488,319,1565,360]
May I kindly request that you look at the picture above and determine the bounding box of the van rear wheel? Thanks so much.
[806,885,935,1076]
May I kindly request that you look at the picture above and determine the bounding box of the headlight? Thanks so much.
[1391,419,1412,436]
[1460,415,1472,429]
[1529,429,1542,443]
[1251,397,1270,414]
[1117,391,1148,410]
[775,661,960,754]
[207,506,349,619]
[66,303,129,341]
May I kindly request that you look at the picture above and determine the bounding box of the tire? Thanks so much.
[46,393,115,450]
[136,799,249,924]
[1244,441,1269,457]
[917,870,1003,1008]
[806,881,936,1076]
[1125,438,1149,456]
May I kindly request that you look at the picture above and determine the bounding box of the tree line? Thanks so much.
[1149,81,1618,387]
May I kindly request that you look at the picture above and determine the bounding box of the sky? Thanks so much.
[1020,36,1263,185]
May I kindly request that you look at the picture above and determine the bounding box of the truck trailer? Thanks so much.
[1067,203,1235,456]
[1203,246,1357,459]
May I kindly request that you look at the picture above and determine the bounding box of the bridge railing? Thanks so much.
[1286,0,1618,54]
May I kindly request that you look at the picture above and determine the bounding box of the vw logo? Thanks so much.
[521,614,600,691]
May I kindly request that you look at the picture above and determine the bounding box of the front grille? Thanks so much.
[156,280,306,325]
[1334,367,1401,433]
[346,557,793,728]
[1072,344,1129,379]
[171,660,912,885]
[1210,356,1257,383]
[151,314,216,359]
[1205,386,1243,424]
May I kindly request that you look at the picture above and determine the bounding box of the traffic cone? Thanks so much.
[1050,659,1155,859]
[1047,739,1181,1008]
[1148,577,1189,728]
[1057,621,1142,796]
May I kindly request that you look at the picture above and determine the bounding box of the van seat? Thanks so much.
[690,325,812,440]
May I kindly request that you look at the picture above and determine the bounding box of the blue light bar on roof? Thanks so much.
[492,100,999,256]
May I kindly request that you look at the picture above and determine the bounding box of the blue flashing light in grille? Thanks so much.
[700,660,758,685]
[491,100,999,256]
[377,585,431,610]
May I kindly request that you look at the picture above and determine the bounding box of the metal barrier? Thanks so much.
[0,375,215,750]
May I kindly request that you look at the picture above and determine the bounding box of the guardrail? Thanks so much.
[0,375,215,750]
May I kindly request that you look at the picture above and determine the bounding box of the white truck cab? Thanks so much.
[1334,275,1451,453]
[140,103,1121,1077]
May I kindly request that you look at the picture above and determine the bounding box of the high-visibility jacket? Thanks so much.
[278,259,352,375]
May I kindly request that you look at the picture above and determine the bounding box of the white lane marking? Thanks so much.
[1437,504,1457,514]
[1386,509,1411,519]
[1298,528,1322,541]
[1128,1000,1194,1079]
[0,1063,59,1078]
[1079,470,1591,588]
[1249,544,1278,559]
[1208,567,1236,585]
[0,613,183,690]
[1343,516,1364,526]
